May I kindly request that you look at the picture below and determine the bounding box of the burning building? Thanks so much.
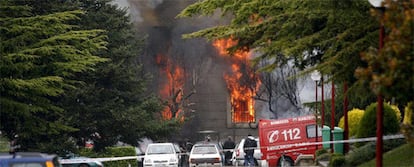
[116,0,278,142]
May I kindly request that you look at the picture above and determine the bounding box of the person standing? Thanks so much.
[183,139,193,167]
[223,136,236,165]
[243,134,257,166]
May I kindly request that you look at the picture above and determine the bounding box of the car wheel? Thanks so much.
[278,156,294,167]
[79,163,90,167]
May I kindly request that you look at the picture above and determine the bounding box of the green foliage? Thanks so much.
[338,108,364,137]
[345,139,405,166]
[402,102,414,144]
[315,149,328,157]
[0,0,107,151]
[358,144,414,167]
[356,0,414,106]
[345,142,376,166]
[178,0,376,84]
[388,102,402,122]
[383,138,405,151]
[55,0,180,151]
[0,0,180,153]
[315,149,330,163]
[329,154,345,167]
[177,0,383,127]
[315,152,330,163]
[0,136,9,152]
[79,146,137,167]
[356,102,400,139]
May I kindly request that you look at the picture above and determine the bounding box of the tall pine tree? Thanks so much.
[0,0,108,151]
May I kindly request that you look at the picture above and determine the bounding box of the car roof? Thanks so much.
[193,142,217,146]
[147,142,174,146]
[0,152,56,158]
[0,152,58,163]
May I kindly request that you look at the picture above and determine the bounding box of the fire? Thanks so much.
[156,54,185,120]
[213,39,261,123]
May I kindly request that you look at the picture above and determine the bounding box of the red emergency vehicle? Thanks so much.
[259,115,322,166]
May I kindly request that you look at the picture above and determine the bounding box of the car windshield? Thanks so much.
[192,145,217,154]
[147,145,174,154]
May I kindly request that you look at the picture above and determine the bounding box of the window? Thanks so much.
[231,99,255,123]
[306,124,322,138]
[147,145,174,154]
[11,163,43,167]
[192,145,218,154]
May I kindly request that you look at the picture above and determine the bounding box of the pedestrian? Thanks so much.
[205,135,211,142]
[243,134,257,166]
[223,136,236,165]
[185,138,193,152]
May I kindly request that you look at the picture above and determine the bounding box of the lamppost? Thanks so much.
[367,0,385,167]
[311,70,321,150]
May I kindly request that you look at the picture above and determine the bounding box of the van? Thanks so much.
[259,115,322,166]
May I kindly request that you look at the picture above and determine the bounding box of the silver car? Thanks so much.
[189,143,223,167]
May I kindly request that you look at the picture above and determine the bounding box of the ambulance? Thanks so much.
[258,115,322,166]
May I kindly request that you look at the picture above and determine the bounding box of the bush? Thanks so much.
[383,138,405,152]
[346,142,376,166]
[356,102,400,139]
[315,152,330,162]
[315,149,328,157]
[329,154,345,167]
[388,102,402,122]
[80,146,137,166]
[402,102,414,144]
[345,139,405,166]
[338,108,364,137]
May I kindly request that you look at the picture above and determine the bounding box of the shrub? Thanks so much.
[80,146,137,166]
[402,102,414,144]
[315,149,328,157]
[338,108,364,137]
[356,102,400,139]
[329,154,345,167]
[345,142,376,166]
[315,152,330,162]
[383,138,405,151]
[388,102,402,122]
[345,139,405,166]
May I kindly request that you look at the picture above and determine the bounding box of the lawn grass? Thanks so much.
[358,143,414,167]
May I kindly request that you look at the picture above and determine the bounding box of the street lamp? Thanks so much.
[311,70,321,150]
[367,0,386,167]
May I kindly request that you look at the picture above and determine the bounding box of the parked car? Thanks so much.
[60,156,104,167]
[143,143,181,167]
[231,137,265,166]
[188,143,223,167]
[0,152,61,167]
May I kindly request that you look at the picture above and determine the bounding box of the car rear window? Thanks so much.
[192,145,217,154]
[147,145,174,154]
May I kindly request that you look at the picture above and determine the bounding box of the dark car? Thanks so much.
[0,152,61,167]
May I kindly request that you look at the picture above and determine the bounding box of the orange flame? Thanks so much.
[213,39,261,123]
[156,54,185,120]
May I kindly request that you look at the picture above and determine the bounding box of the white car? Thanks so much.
[231,137,266,166]
[189,143,223,167]
[143,143,181,167]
